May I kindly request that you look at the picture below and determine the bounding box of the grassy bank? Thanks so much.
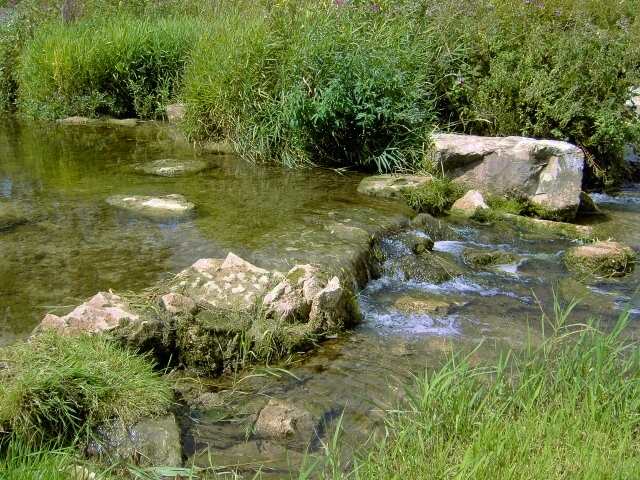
[1,0,638,180]
[323,309,640,479]
[0,332,173,478]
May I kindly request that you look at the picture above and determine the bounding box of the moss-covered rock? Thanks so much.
[463,248,518,269]
[0,202,30,231]
[357,174,432,200]
[564,241,636,278]
[501,213,594,240]
[135,158,210,177]
[391,252,463,284]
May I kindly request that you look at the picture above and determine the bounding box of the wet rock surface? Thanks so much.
[564,241,636,278]
[106,194,196,219]
[451,190,489,217]
[0,202,30,231]
[254,399,315,442]
[462,248,518,269]
[433,134,584,220]
[37,292,138,335]
[357,174,432,199]
[86,414,181,467]
[135,158,210,177]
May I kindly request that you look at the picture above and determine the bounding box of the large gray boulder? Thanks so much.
[432,134,585,220]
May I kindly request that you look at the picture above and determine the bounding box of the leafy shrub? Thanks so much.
[17,15,204,119]
[183,2,437,171]
[423,0,640,185]
[0,332,172,446]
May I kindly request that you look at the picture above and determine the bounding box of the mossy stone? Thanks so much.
[463,248,518,269]
[564,241,636,278]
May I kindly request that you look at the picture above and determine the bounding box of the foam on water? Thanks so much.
[590,193,640,206]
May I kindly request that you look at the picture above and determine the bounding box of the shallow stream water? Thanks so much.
[1,118,639,477]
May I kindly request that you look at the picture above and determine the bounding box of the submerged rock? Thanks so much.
[86,414,181,468]
[254,399,315,442]
[357,174,432,200]
[0,202,30,231]
[432,134,584,220]
[391,252,462,284]
[393,296,455,315]
[501,213,593,240]
[106,118,138,127]
[451,190,489,217]
[135,158,210,177]
[462,248,518,269]
[106,194,195,219]
[58,116,96,125]
[564,241,635,278]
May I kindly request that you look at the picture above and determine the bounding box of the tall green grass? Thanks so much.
[326,308,640,479]
[0,332,172,446]
[183,1,438,171]
[17,15,205,119]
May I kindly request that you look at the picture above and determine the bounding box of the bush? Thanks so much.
[183,2,437,171]
[423,0,640,185]
[16,15,204,119]
[0,332,172,446]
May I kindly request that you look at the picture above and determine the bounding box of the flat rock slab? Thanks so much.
[501,213,593,240]
[170,253,277,310]
[433,134,584,220]
[135,158,210,177]
[357,174,432,200]
[106,194,195,219]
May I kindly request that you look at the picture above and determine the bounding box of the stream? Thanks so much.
[1,117,639,477]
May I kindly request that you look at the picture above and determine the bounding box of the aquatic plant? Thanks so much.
[323,308,640,479]
[0,331,172,446]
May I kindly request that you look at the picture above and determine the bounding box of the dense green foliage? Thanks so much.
[0,332,172,446]
[1,0,639,178]
[17,16,204,119]
[327,310,640,479]
[184,2,436,170]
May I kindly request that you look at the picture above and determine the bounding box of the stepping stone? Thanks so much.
[106,194,195,219]
[135,158,210,177]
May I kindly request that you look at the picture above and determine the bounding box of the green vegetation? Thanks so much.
[1,0,637,179]
[0,331,172,446]
[17,16,204,119]
[183,2,435,170]
[326,309,640,479]
[403,176,463,216]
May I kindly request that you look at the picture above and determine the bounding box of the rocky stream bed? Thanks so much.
[1,117,639,477]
